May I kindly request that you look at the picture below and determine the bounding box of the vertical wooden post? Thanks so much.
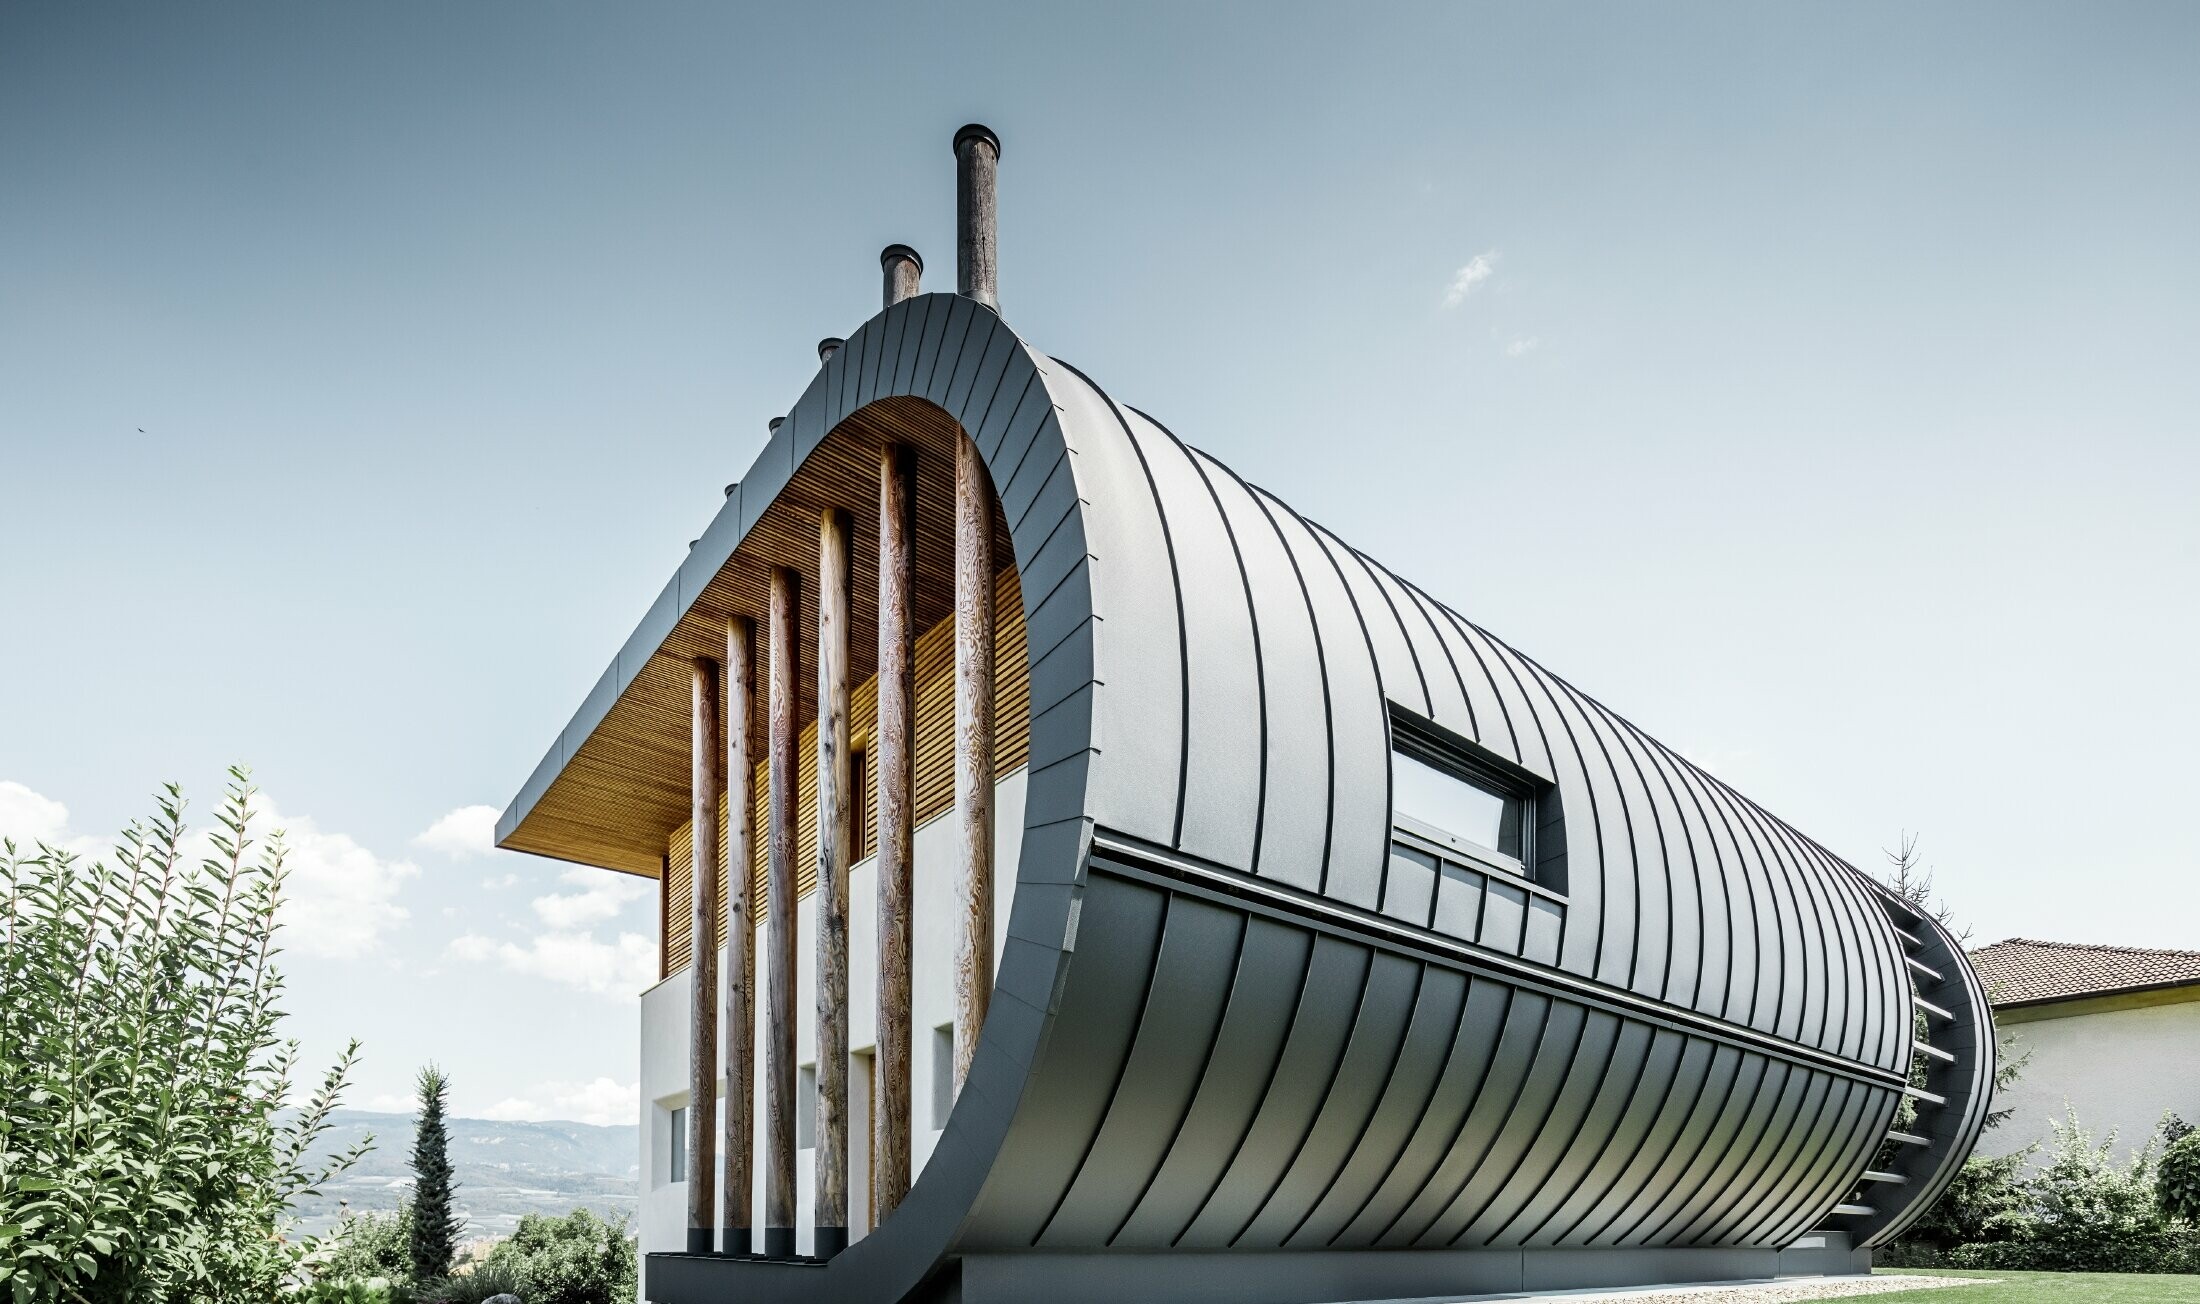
[874,442,916,1215]
[686,656,720,1256]
[814,508,853,1258]
[764,568,799,1259]
[721,617,756,1255]
[953,431,995,1091]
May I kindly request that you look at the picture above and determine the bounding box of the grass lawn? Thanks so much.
[1870,1268,2200,1301]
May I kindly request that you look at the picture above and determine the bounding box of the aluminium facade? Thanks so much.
[497,128,1992,1304]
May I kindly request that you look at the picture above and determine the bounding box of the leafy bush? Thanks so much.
[0,773,365,1303]
[2162,1130,2200,1224]
[472,1209,637,1304]
[418,1259,523,1304]
[1937,1109,2194,1274]
[1948,1222,2200,1274]
[302,1278,404,1304]
[1903,1149,2036,1249]
[319,1205,415,1285]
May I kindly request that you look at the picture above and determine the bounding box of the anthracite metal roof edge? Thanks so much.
[494,296,1007,852]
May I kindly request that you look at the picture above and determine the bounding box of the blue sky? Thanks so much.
[4,2,2195,1122]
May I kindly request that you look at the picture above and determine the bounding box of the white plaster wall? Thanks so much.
[1974,998,2200,1166]
[636,770,1028,1264]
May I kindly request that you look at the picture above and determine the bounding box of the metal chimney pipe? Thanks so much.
[954,124,1000,309]
[881,245,923,308]
[818,337,844,363]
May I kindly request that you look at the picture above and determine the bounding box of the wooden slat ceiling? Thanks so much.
[663,565,1031,976]
[504,396,1020,878]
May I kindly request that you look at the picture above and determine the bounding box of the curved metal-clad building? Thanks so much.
[498,131,1992,1304]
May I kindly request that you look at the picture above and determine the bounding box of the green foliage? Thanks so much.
[408,1066,462,1285]
[1906,1150,2037,1249]
[1942,1110,2195,1274]
[416,1260,522,1304]
[2162,1131,2200,1224]
[472,1209,637,1304]
[320,1205,414,1284]
[300,1277,404,1304]
[0,771,366,1304]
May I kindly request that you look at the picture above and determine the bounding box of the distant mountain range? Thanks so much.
[294,1110,637,1239]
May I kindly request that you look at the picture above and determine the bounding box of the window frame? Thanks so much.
[1388,709,1540,878]
[668,1104,688,1185]
[1386,702,1566,899]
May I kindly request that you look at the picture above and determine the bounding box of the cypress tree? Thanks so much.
[407,1063,462,1284]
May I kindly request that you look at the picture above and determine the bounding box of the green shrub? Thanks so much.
[1938,1109,2192,1274]
[302,1278,405,1304]
[0,772,366,1303]
[474,1209,637,1304]
[320,1205,415,1285]
[1904,1149,2035,1248]
[2161,1130,2200,1223]
[419,1259,523,1304]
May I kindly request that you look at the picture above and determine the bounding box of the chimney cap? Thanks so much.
[768,416,786,432]
[817,337,844,362]
[953,123,1001,158]
[724,481,738,497]
[880,243,924,272]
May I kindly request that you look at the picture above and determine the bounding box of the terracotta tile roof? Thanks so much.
[1969,937,2200,1007]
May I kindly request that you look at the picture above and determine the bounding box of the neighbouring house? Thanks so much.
[1971,938,2200,1164]
[494,125,1993,1304]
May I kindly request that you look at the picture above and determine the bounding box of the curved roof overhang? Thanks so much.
[495,294,1079,878]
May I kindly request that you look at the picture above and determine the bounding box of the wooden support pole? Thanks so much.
[764,568,799,1259]
[873,442,916,1216]
[814,508,853,1258]
[686,655,720,1256]
[721,617,756,1255]
[953,431,995,1091]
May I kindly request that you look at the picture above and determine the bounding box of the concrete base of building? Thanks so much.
[645,1235,1868,1304]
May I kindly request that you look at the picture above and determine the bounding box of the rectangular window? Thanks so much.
[1393,751,1523,863]
[1386,704,1563,923]
[852,745,871,862]
[668,1105,688,1184]
[931,1024,956,1129]
[798,1064,817,1149]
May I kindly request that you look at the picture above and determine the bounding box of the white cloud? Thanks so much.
[532,865,649,930]
[446,927,656,997]
[0,781,101,858]
[1442,251,1499,308]
[483,872,519,889]
[480,1077,638,1128]
[362,1091,417,1114]
[248,794,419,961]
[1,781,413,961]
[1504,335,1540,358]
[415,804,500,859]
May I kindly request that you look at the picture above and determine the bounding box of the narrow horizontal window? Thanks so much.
[1393,752,1522,862]
[1385,704,1567,921]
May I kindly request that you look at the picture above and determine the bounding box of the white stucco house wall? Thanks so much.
[1970,938,2200,1166]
